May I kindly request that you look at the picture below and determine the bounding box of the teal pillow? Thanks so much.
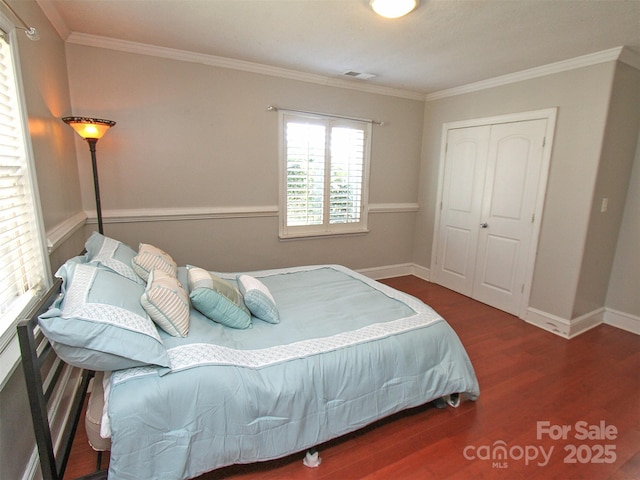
[39,260,170,371]
[84,232,145,285]
[187,266,251,329]
[237,274,280,324]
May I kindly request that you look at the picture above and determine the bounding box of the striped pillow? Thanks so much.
[132,243,178,282]
[141,269,190,337]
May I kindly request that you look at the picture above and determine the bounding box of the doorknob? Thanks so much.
[480,223,489,228]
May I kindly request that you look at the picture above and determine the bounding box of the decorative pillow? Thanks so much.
[187,266,251,329]
[141,269,190,337]
[39,261,170,371]
[84,232,145,285]
[132,243,178,282]
[237,275,280,324]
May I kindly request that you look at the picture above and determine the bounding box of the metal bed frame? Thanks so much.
[17,278,107,480]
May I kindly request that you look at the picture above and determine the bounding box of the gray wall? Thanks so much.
[606,132,640,316]
[15,3,82,230]
[415,60,640,321]
[65,43,426,272]
[574,62,640,318]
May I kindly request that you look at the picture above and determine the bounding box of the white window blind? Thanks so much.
[0,30,48,345]
[281,112,370,238]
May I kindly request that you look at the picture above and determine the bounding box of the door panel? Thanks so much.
[473,119,547,314]
[490,137,529,220]
[441,226,471,278]
[433,126,490,294]
[479,234,519,293]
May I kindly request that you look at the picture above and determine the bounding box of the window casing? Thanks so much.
[279,112,371,238]
[0,23,50,360]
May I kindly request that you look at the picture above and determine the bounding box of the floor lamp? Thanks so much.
[62,117,116,234]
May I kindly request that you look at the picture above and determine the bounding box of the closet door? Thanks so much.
[433,126,490,295]
[433,116,549,316]
[473,119,547,315]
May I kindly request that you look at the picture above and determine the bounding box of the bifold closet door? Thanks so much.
[472,119,547,315]
[434,119,547,315]
[433,125,491,296]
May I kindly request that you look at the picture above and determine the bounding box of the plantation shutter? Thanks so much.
[329,126,364,224]
[285,120,326,226]
[0,31,47,333]
[282,112,370,238]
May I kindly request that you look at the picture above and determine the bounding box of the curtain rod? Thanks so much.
[0,0,39,40]
[267,105,385,126]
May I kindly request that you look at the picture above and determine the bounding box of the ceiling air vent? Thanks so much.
[342,71,376,80]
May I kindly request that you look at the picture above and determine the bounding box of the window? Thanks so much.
[0,26,49,356]
[280,112,371,238]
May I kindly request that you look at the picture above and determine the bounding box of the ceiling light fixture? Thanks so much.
[370,0,419,19]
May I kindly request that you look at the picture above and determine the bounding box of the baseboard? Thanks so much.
[567,309,606,338]
[604,308,640,335]
[357,263,413,280]
[357,263,431,281]
[410,264,431,282]
[525,307,606,339]
[21,447,39,480]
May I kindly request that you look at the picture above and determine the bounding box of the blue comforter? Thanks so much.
[105,265,479,479]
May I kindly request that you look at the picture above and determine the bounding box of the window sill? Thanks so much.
[0,290,43,390]
[0,333,21,390]
[279,228,370,241]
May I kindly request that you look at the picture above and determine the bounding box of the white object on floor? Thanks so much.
[303,449,322,468]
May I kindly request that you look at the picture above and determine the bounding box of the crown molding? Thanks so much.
[65,32,425,101]
[425,47,633,101]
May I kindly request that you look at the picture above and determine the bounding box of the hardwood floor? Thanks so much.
[65,276,640,480]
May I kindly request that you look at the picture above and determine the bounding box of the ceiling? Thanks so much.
[37,0,640,96]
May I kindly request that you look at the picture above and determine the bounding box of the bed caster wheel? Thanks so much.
[447,393,461,407]
[303,448,322,467]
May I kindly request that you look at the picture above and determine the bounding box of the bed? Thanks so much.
[25,233,479,480]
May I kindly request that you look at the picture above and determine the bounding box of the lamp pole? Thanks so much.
[86,138,103,234]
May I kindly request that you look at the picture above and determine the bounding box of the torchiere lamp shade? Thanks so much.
[62,117,116,140]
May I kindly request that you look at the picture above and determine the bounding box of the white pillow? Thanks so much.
[141,269,190,337]
[132,243,178,282]
[237,275,280,324]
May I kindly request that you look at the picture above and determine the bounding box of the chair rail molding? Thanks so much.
[46,211,87,253]
[81,203,419,225]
